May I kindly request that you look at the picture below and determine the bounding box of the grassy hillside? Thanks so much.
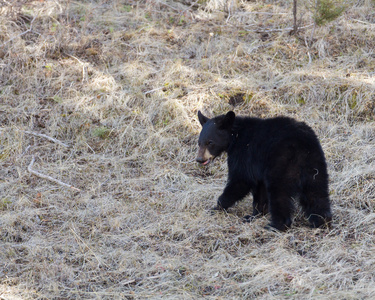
[1,0,375,298]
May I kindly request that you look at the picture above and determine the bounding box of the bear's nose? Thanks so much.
[196,157,205,163]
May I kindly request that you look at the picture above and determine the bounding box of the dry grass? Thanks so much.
[1,0,375,298]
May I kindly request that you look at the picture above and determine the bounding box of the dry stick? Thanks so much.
[304,22,316,65]
[247,11,288,15]
[157,0,180,12]
[293,0,298,34]
[19,145,31,159]
[205,32,214,58]
[1,12,40,47]
[120,279,136,286]
[65,53,88,82]
[175,0,200,24]
[245,23,314,33]
[353,19,375,25]
[23,130,70,148]
[144,86,164,95]
[28,156,81,191]
[226,0,238,23]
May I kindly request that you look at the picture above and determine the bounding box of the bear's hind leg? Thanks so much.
[300,168,332,228]
[267,186,295,231]
[300,190,332,228]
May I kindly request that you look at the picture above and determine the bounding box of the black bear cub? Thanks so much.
[196,111,332,231]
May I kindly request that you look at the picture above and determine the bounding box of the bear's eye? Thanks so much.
[207,140,214,146]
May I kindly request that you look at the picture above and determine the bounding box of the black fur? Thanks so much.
[197,111,332,231]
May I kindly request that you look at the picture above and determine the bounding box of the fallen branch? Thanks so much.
[1,12,40,47]
[23,130,70,148]
[28,156,81,191]
[352,19,375,26]
[144,87,164,95]
[121,279,136,286]
[157,0,180,12]
[176,0,200,23]
[64,53,88,82]
[244,23,314,34]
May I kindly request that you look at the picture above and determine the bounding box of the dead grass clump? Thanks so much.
[1,0,375,299]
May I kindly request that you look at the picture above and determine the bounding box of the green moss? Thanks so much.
[92,126,111,139]
[0,198,12,210]
[297,96,306,105]
[349,93,358,109]
[121,5,132,12]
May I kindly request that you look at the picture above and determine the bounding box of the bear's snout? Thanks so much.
[196,147,214,165]
[196,157,212,166]
[196,157,205,164]
[196,156,211,164]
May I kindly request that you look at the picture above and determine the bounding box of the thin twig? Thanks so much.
[235,11,288,16]
[352,19,375,25]
[120,279,136,286]
[175,0,200,24]
[157,0,180,12]
[23,130,70,148]
[304,36,312,65]
[20,145,31,158]
[292,0,298,34]
[1,12,40,47]
[28,156,81,191]
[144,87,164,95]
[309,22,316,48]
[245,23,314,33]
[85,142,95,154]
[64,53,88,82]
[205,32,214,58]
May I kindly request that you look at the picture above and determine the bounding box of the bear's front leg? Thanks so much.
[213,181,251,210]
[243,182,269,222]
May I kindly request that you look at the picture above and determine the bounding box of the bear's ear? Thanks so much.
[218,111,235,129]
[198,110,209,126]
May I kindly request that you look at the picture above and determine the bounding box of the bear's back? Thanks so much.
[234,116,319,146]
[229,115,324,167]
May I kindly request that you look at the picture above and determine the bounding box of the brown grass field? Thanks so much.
[1,0,375,298]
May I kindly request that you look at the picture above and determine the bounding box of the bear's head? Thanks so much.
[196,111,235,166]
